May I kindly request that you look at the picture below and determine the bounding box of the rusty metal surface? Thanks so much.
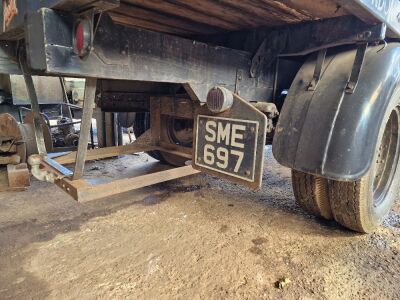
[0,113,26,162]
[7,162,30,189]
[34,140,197,201]
[109,0,347,36]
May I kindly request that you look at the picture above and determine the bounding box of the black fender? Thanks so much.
[272,43,400,181]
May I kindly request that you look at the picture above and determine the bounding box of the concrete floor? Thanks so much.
[0,148,400,299]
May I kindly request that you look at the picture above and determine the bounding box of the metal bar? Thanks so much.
[346,43,368,94]
[272,58,279,102]
[43,156,73,176]
[23,74,47,155]
[60,102,82,110]
[90,124,95,149]
[113,112,119,146]
[17,107,23,123]
[59,77,73,119]
[307,48,327,91]
[48,151,71,159]
[50,121,81,128]
[72,77,97,180]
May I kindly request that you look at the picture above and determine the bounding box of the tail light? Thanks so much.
[73,18,92,57]
[206,86,233,113]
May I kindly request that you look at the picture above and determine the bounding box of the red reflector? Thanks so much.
[75,22,85,53]
[73,18,92,57]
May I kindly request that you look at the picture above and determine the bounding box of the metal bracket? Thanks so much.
[250,33,286,78]
[72,78,97,180]
[22,74,47,155]
[346,43,368,94]
[249,15,385,80]
[307,49,327,91]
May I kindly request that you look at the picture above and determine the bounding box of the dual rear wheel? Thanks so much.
[292,106,400,232]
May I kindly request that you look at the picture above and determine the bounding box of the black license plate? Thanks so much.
[194,115,259,182]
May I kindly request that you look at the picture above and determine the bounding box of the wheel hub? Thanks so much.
[373,108,400,206]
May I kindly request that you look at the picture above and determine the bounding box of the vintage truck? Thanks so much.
[1,0,400,233]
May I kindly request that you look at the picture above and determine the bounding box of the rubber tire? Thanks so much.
[329,103,400,233]
[133,112,189,166]
[292,170,333,220]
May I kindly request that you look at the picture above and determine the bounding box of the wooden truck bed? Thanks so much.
[1,1,400,38]
[108,0,347,36]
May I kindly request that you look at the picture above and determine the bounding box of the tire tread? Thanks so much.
[292,170,332,220]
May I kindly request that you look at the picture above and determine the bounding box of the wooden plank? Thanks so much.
[64,165,200,201]
[277,0,347,19]
[167,0,280,27]
[220,0,313,23]
[115,0,349,35]
[120,0,241,30]
[111,3,222,35]
[54,143,157,165]
[110,13,194,36]
[154,145,192,160]
[52,0,120,11]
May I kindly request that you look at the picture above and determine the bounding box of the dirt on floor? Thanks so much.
[0,147,400,300]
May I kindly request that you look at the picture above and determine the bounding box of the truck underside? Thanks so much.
[1,0,400,232]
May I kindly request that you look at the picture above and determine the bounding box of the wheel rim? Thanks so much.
[166,117,193,147]
[373,108,400,206]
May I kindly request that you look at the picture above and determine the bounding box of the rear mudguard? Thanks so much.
[273,43,400,181]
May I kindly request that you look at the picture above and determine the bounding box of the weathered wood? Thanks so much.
[3,0,400,40]
[109,14,195,36]
[121,0,241,30]
[277,0,347,19]
[115,0,348,34]
[217,0,312,24]
[159,0,274,28]
[54,143,157,164]
[110,3,222,35]
[158,142,192,157]
[53,142,192,165]
[58,165,200,201]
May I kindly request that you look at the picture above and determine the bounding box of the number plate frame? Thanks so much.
[192,93,267,189]
[195,115,259,182]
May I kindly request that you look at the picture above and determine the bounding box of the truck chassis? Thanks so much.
[1,0,400,232]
